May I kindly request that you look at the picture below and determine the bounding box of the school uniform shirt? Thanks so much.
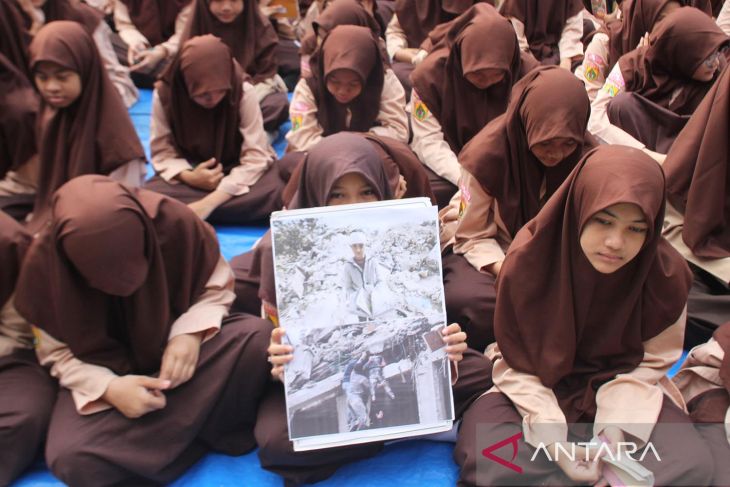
[674,336,727,411]
[150,81,276,197]
[113,1,192,57]
[33,254,234,416]
[384,14,426,61]
[0,297,34,358]
[720,0,730,35]
[575,32,610,102]
[285,68,408,152]
[509,9,584,62]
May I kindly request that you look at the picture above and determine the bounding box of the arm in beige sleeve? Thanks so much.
[558,11,584,61]
[34,327,118,415]
[408,88,461,185]
[718,0,730,35]
[593,308,686,445]
[509,17,531,52]
[217,82,276,197]
[285,79,325,152]
[150,90,193,182]
[167,255,234,343]
[369,69,409,143]
[108,158,147,188]
[158,3,192,57]
[452,169,507,273]
[673,335,724,404]
[575,32,610,102]
[587,64,646,149]
[93,22,139,107]
[385,14,409,60]
[113,0,150,48]
[490,344,569,447]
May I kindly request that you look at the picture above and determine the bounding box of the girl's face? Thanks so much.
[692,49,722,82]
[34,61,82,109]
[530,137,578,167]
[326,69,363,104]
[464,68,504,90]
[208,0,244,23]
[191,88,228,108]
[326,172,379,206]
[579,202,649,274]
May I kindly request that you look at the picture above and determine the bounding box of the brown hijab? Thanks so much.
[501,0,584,63]
[460,66,595,236]
[0,54,38,179]
[618,7,729,115]
[182,0,278,83]
[306,25,385,136]
[0,0,32,79]
[495,145,692,420]
[663,64,730,259]
[15,175,220,375]
[156,35,244,171]
[118,0,191,46]
[394,0,493,48]
[28,22,145,224]
[0,210,31,309]
[42,0,102,35]
[301,0,382,56]
[253,132,394,304]
[411,3,527,153]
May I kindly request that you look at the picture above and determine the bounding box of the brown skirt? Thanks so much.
[261,91,291,132]
[142,162,285,225]
[455,392,715,486]
[230,250,263,316]
[0,193,34,222]
[685,264,730,348]
[0,349,57,486]
[44,314,273,487]
[442,251,497,353]
[254,348,493,486]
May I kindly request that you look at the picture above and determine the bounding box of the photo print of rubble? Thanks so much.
[270,200,454,450]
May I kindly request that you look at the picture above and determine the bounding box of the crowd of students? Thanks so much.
[1,0,729,485]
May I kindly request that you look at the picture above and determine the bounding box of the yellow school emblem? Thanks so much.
[31,326,42,349]
[291,114,303,132]
[413,101,429,122]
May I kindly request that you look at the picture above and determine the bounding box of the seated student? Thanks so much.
[0,211,56,486]
[242,133,492,486]
[0,0,33,77]
[27,0,139,106]
[287,25,408,153]
[14,175,273,487]
[588,7,729,161]
[662,63,730,348]
[455,145,712,487]
[145,35,284,224]
[182,0,289,133]
[113,0,193,87]
[501,0,584,69]
[409,3,537,209]
[23,21,146,230]
[673,322,730,486]
[256,0,302,91]
[440,66,595,352]
[576,0,682,102]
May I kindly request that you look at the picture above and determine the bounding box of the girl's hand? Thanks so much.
[268,327,293,381]
[177,158,224,191]
[442,323,467,363]
[130,46,167,73]
[160,333,203,389]
[103,375,170,418]
[550,443,602,484]
[127,42,150,66]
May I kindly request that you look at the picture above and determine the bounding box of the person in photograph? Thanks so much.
[342,351,371,431]
[342,232,387,322]
[364,353,395,401]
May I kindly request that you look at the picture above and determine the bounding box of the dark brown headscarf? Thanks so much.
[663,64,730,259]
[495,145,692,421]
[42,0,102,35]
[306,25,385,136]
[28,22,145,226]
[182,0,278,83]
[0,210,31,308]
[156,35,244,172]
[0,0,32,79]
[618,7,729,115]
[0,54,38,179]
[460,66,595,236]
[411,3,528,153]
[253,132,394,304]
[15,175,220,375]
[689,0,725,16]
[501,0,584,63]
[118,0,190,46]
[394,0,493,48]
[301,0,382,56]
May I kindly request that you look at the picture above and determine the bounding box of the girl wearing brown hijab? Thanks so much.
[409,3,537,209]
[27,0,139,106]
[0,0,33,78]
[501,0,585,69]
[0,210,56,486]
[662,63,730,348]
[230,132,491,486]
[26,21,146,230]
[589,7,729,159]
[674,322,730,485]
[287,25,408,153]
[145,35,284,224]
[440,66,595,352]
[14,175,273,486]
[455,145,712,486]
[182,0,290,132]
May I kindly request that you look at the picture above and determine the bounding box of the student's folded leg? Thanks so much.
[685,264,730,348]
[230,251,263,315]
[261,92,291,132]
[452,348,493,417]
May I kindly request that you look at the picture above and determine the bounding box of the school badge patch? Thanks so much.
[458,182,471,218]
[31,326,42,349]
[413,101,429,122]
[291,114,303,132]
[583,53,606,82]
[603,68,625,97]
